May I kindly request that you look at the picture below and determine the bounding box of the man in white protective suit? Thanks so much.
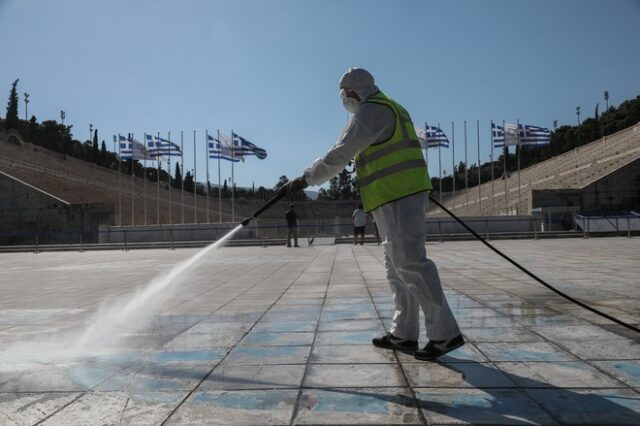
[285,67,463,361]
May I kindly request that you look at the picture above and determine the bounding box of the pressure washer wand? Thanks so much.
[241,188,287,226]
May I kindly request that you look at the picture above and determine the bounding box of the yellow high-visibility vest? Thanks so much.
[355,91,432,212]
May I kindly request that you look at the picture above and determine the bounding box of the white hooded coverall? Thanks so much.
[304,68,460,341]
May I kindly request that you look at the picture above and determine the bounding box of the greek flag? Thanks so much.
[518,124,551,146]
[207,134,240,162]
[492,123,551,147]
[145,134,182,157]
[232,132,267,159]
[119,134,153,160]
[415,126,449,148]
[491,123,519,148]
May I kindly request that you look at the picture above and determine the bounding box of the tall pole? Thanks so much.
[115,135,121,226]
[451,121,455,203]
[516,119,521,215]
[231,129,235,223]
[168,132,172,225]
[130,133,134,225]
[604,90,609,137]
[206,130,210,223]
[181,131,184,224]
[217,130,222,223]
[476,120,481,215]
[156,132,160,225]
[60,110,65,125]
[464,120,468,215]
[576,106,581,148]
[502,120,508,215]
[424,122,430,211]
[143,133,147,225]
[193,130,197,223]
[438,122,442,203]
[490,121,495,213]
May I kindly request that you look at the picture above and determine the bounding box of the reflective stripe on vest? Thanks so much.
[355,91,432,212]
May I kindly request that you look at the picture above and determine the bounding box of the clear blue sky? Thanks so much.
[1,0,639,189]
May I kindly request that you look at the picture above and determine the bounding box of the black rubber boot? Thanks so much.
[414,334,465,361]
[372,333,418,351]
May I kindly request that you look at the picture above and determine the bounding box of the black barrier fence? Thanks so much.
[1,215,636,252]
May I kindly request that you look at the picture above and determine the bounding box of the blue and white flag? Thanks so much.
[491,123,519,148]
[207,134,240,162]
[518,124,551,146]
[232,132,267,159]
[119,134,154,160]
[415,126,449,148]
[492,123,551,147]
[145,134,182,157]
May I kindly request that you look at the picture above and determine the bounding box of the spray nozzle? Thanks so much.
[241,216,253,227]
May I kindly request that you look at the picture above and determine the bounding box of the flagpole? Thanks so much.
[490,121,495,214]
[217,129,222,223]
[476,120,482,215]
[115,135,121,226]
[438,122,442,204]
[156,132,160,225]
[130,133,134,226]
[168,131,172,225]
[451,121,455,205]
[206,130,210,223]
[502,120,508,215]
[193,130,197,223]
[144,133,148,226]
[231,129,235,223]
[464,121,468,215]
[516,119,521,215]
[424,122,429,212]
[181,130,184,224]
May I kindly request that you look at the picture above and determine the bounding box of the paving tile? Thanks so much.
[310,344,396,364]
[496,361,624,388]
[202,364,306,390]
[318,318,384,332]
[463,327,544,343]
[592,360,640,387]
[403,362,516,388]
[167,389,298,425]
[476,342,577,362]
[225,345,311,365]
[526,388,640,425]
[252,320,318,333]
[0,362,122,392]
[294,388,422,424]
[240,331,315,346]
[315,331,375,345]
[415,388,558,425]
[530,324,625,341]
[558,339,640,360]
[162,332,243,350]
[304,363,407,388]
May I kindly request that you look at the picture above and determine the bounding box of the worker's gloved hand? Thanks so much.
[288,176,308,194]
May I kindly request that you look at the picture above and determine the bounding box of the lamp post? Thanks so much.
[576,106,581,148]
[89,123,93,142]
[604,90,609,135]
[24,93,29,120]
[60,110,65,125]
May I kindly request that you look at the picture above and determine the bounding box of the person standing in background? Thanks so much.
[352,203,366,245]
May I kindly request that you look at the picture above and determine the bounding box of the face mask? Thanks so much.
[340,89,360,114]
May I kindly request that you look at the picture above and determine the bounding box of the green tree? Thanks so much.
[221,179,231,198]
[99,140,107,166]
[174,162,182,188]
[183,171,194,192]
[5,79,19,130]
[273,175,289,192]
[92,128,99,163]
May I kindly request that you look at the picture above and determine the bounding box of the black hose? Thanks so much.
[429,195,640,335]
[241,188,287,226]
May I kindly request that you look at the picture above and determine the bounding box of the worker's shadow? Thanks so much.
[413,357,640,424]
[142,358,640,424]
